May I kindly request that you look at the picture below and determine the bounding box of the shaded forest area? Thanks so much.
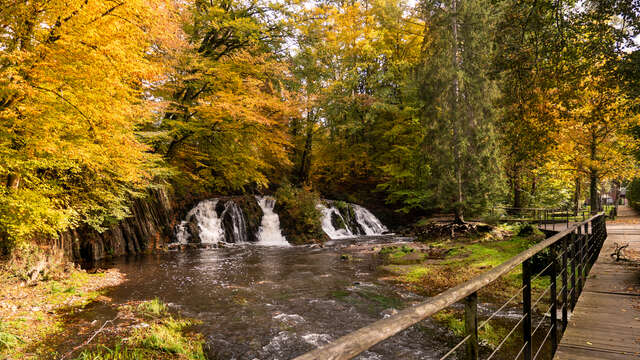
[1,0,640,253]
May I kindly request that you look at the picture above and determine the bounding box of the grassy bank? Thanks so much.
[380,224,551,303]
[0,263,122,359]
[0,249,205,360]
[73,299,205,360]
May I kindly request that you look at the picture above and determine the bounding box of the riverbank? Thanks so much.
[0,258,205,359]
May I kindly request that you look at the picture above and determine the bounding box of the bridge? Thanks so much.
[555,206,640,359]
[293,207,640,360]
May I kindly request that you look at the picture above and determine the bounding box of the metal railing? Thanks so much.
[489,207,593,230]
[294,213,607,360]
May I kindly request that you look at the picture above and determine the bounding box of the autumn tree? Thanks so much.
[0,0,174,251]
[150,0,295,195]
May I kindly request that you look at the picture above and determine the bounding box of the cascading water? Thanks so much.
[220,201,248,243]
[318,204,355,239]
[174,199,249,244]
[175,199,224,244]
[255,196,290,246]
[353,204,388,235]
[319,202,388,239]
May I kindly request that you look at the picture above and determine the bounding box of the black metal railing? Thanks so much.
[294,213,607,360]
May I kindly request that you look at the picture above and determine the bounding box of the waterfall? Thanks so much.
[353,204,388,235]
[175,199,224,244]
[221,201,249,243]
[256,196,290,246]
[174,199,249,244]
[318,204,355,239]
[319,202,387,239]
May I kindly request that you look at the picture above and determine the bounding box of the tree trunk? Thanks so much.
[573,176,581,215]
[297,120,313,186]
[6,173,20,190]
[512,166,522,210]
[589,131,598,213]
[451,0,463,224]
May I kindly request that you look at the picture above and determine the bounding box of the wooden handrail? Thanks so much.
[293,213,605,360]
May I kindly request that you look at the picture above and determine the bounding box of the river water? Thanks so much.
[74,236,551,360]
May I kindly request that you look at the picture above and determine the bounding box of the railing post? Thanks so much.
[570,231,577,310]
[464,292,478,360]
[550,243,558,354]
[581,224,587,286]
[562,234,568,330]
[523,259,532,360]
[576,226,583,297]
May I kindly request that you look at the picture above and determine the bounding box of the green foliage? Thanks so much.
[627,178,640,211]
[274,185,326,244]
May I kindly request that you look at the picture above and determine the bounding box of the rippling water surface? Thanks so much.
[78,236,551,360]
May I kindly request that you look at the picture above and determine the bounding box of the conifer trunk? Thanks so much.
[451,0,464,224]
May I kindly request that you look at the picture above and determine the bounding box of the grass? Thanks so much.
[0,321,22,351]
[0,252,121,360]
[432,310,512,350]
[136,298,167,316]
[75,299,205,360]
[383,226,552,304]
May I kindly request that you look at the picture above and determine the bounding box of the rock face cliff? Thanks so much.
[57,188,175,263]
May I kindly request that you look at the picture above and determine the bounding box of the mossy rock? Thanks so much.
[331,211,347,230]
[235,195,264,242]
[274,186,328,245]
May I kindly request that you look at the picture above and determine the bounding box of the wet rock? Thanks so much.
[204,338,244,360]
[58,187,175,263]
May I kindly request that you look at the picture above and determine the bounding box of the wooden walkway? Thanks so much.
[555,206,640,359]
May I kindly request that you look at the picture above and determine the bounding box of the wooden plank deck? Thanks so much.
[554,207,640,359]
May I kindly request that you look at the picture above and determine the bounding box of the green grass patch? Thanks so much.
[75,300,205,360]
[136,298,167,317]
[0,321,22,351]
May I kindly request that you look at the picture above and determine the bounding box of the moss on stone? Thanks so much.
[273,185,328,245]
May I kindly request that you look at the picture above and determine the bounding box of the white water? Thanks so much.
[353,204,388,235]
[318,204,355,239]
[221,201,248,243]
[175,199,225,244]
[319,202,387,239]
[256,196,290,246]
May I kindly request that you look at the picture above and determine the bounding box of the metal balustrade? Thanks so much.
[294,213,607,360]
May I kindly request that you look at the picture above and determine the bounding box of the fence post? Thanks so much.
[550,243,558,353]
[464,292,478,360]
[577,226,583,297]
[523,259,532,360]
[562,234,568,330]
[570,230,577,310]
